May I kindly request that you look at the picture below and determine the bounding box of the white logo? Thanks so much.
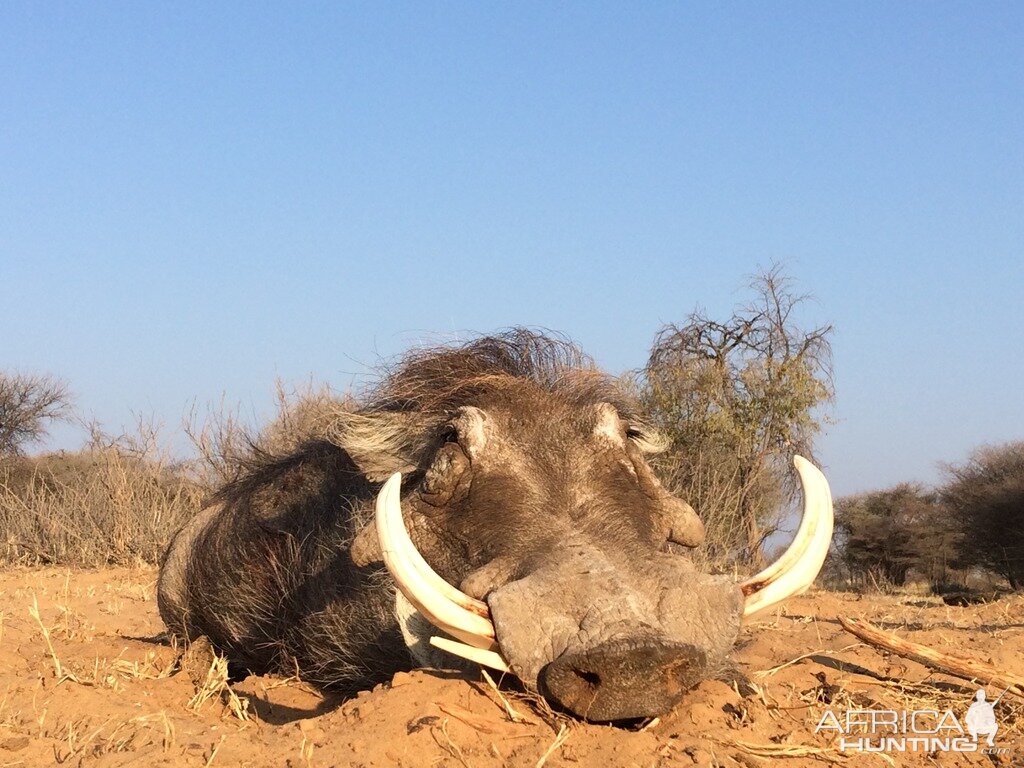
[965,689,998,746]
[815,687,1010,755]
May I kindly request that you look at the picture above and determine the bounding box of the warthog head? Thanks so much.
[348,333,833,721]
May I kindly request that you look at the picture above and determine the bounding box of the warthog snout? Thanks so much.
[542,637,707,721]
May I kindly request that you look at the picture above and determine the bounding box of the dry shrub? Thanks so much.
[0,371,72,455]
[0,421,203,567]
[942,441,1024,590]
[650,445,783,572]
[0,381,351,568]
[185,379,353,487]
[638,266,833,571]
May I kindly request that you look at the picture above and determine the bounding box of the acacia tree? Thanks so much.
[0,373,72,456]
[640,266,833,567]
[942,442,1024,590]
[833,484,956,587]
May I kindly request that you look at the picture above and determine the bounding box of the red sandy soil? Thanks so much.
[0,567,1020,767]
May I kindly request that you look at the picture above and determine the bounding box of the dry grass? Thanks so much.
[0,423,203,567]
[28,592,70,682]
[184,379,350,487]
[534,723,571,767]
[186,653,251,723]
[0,383,347,570]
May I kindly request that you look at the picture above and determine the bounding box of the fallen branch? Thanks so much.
[838,616,1024,699]
[730,739,838,759]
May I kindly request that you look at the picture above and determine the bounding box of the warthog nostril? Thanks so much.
[540,639,707,722]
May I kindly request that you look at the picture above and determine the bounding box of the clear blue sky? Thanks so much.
[2,3,1021,498]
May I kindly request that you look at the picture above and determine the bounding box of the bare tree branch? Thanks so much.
[640,265,834,568]
[0,373,72,455]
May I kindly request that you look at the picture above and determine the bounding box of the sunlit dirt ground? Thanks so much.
[0,568,1019,767]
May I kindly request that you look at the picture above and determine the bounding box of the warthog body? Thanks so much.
[159,331,779,719]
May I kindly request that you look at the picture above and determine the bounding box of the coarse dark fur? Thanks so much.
[159,330,666,693]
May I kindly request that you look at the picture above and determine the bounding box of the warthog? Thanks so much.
[158,331,832,720]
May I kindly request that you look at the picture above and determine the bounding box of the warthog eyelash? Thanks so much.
[625,425,669,454]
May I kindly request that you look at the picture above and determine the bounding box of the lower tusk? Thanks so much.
[430,636,511,673]
[434,624,503,653]
[742,456,834,617]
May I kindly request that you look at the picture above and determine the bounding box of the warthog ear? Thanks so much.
[447,406,489,459]
[593,402,668,454]
[346,407,486,566]
[592,402,626,446]
[329,411,435,482]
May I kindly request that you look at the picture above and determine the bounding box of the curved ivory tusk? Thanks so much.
[429,636,511,673]
[378,473,491,616]
[741,457,819,593]
[375,473,501,651]
[741,456,834,618]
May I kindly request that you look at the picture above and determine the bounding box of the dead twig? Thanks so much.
[437,703,503,735]
[757,643,862,677]
[204,735,227,767]
[432,718,472,768]
[480,669,535,725]
[731,739,832,757]
[535,723,570,768]
[640,716,660,731]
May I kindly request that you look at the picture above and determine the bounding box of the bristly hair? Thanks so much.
[368,328,625,415]
[320,329,657,480]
